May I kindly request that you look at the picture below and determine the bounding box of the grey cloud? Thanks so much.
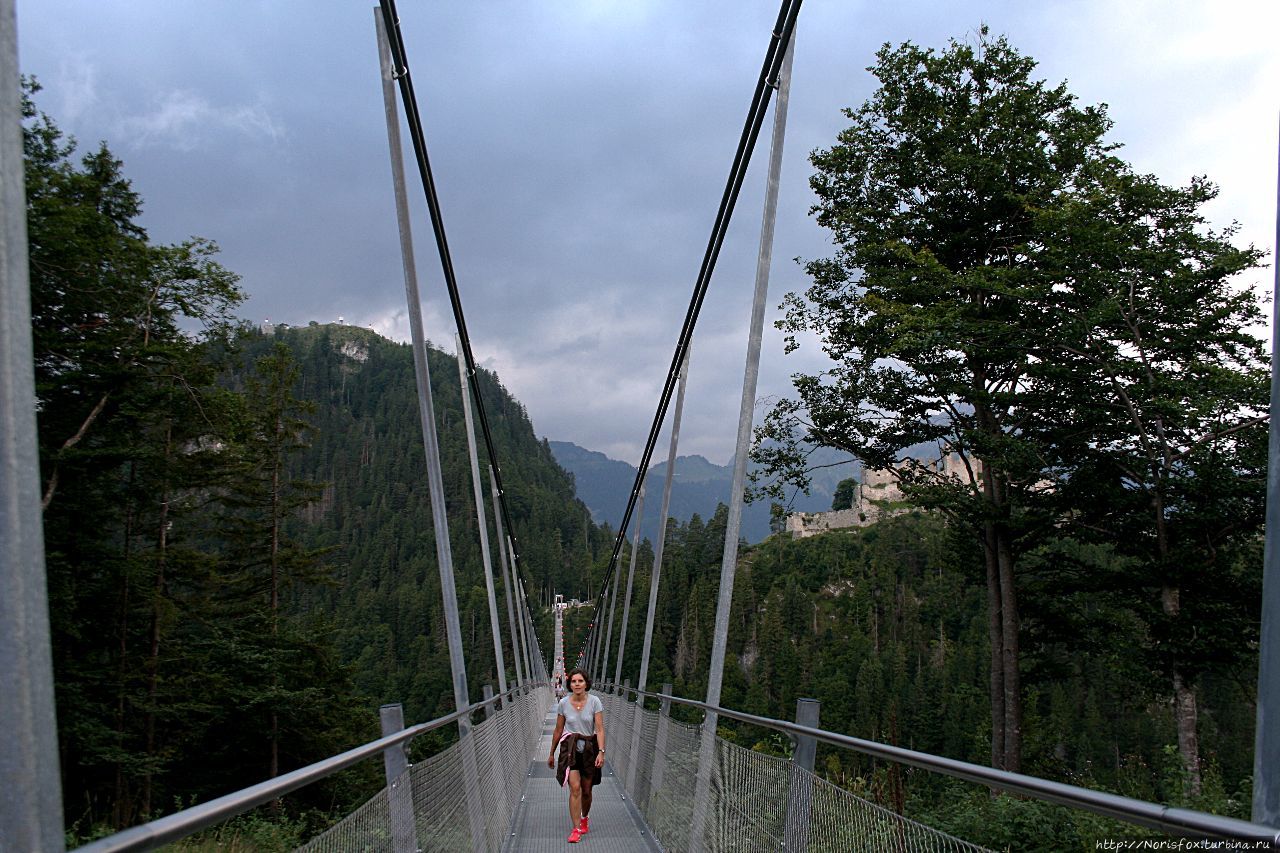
[18,0,1276,465]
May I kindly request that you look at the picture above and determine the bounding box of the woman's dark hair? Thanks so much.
[567,668,592,692]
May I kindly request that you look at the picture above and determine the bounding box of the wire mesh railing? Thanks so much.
[596,685,990,852]
[72,683,552,853]
[297,685,553,852]
[598,682,1280,851]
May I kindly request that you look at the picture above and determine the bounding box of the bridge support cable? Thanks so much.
[457,335,508,699]
[600,575,621,685]
[519,578,546,681]
[635,347,690,700]
[527,581,545,680]
[585,601,599,673]
[376,0,531,608]
[584,593,598,675]
[629,349,691,791]
[491,470,527,687]
[1254,122,1280,828]
[613,484,646,687]
[588,596,607,676]
[513,549,538,682]
[588,0,803,633]
[690,24,796,851]
[0,0,66,847]
[374,14,486,850]
[516,573,534,682]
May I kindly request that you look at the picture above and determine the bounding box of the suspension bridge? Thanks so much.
[5,0,1280,850]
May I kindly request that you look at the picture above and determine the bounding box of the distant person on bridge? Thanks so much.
[548,668,605,843]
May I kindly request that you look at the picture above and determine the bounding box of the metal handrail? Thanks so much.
[600,681,1280,847]
[75,682,547,853]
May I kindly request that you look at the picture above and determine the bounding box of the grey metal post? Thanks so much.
[600,575,620,687]
[524,564,538,681]
[651,683,673,800]
[625,694,644,796]
[551,599,563,685]
[592,618,602,675]
[691,30,795,853]
[375,15,485,851]
[1255,118,1280,828]
[457,337,507,699]
[636,346,690,700]
[587,591,601,678]
[613,484,645,687]
[0,0,65,846]
[631,350,689,797]
[482,680,514,835]
[784,699,820,851]
[483,680,516,839]
[515,573,531,681]
[526,580,542,680]
[511,537,533,683]
[590,602,606,679]
[379,704,417,853]
[519,577,540,681]
[524,595,539,681]
[491,471,525,687]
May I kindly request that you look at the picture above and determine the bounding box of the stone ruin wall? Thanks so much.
[785,453,980,539]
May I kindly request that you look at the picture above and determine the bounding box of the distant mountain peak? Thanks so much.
[549,439,858,543]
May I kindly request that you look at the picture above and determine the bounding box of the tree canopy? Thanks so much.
[753,29,1267,778]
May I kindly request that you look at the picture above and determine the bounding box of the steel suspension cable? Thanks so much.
[377,0,538,647]
[588,0,803,630]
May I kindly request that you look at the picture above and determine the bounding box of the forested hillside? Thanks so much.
[236,323,610,725]
[597,508,1258,850]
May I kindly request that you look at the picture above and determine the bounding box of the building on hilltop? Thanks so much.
[785,452,980,538]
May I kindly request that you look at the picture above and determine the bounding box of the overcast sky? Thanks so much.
[17,0,1279,466]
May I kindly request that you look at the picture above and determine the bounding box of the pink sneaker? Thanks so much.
[568,828,582,843]
[579,816,590,835]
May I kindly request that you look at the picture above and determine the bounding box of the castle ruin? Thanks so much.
[785,453,978,539]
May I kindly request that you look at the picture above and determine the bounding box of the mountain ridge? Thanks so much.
[548,440,858,543]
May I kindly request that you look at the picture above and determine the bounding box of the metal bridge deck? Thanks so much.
[503,713,662,852]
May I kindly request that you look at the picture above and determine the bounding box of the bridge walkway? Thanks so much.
[504,711,661,852]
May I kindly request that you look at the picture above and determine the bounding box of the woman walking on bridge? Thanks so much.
[548,668,605,843]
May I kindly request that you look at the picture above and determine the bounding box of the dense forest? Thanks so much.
[593,509,1258,850]
[23,22,1271,853]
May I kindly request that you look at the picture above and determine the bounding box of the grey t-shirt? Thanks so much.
[557,693,603,751]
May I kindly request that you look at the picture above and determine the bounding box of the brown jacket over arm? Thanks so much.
[555,733,602,787]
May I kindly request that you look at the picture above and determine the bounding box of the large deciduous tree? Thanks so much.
[753,30,1266,775]
[1033,168,1267,792]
